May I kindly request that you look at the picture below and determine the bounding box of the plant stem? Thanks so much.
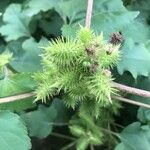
[90,144,94,150]
[113,96,150,108]
[112,123,124,129]
[85,0,94,28]
[101,128,118,137]
[3,66,9,79]
[113,82,150,98]
[60,141,77,150]
[51,132,76,141]
[0,92,34,104]
[49,123,69,126]
[1,82,150,108]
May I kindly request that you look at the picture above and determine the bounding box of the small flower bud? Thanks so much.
[85,47,95,55]
[110,32,123,45]
[90,61,99,73]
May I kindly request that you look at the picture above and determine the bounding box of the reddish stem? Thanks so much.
[85,0,94,28]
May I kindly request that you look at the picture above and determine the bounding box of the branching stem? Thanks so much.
[1,82,150,108]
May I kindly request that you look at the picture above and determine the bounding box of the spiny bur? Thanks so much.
[34,26,121,117]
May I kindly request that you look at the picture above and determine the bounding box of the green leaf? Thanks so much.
[0,98,36,112]
[0,72,36,111]
[0,43,6,54]
[93,0,126,12]
[51,98,70,124]
[116,122,150,150]
[61,0,139,39]
[21,104,57,138]
[137,107,150,123]
[56,0,86,21]
[127,0,150,21]
[121,20,150,43]
[0,111,31,150]
[117,39,150,78]
[21,98,69,138]
[24,0,55,16]
[115,143,125,150]
[0,4,31,41]
[62,11,139,38]
[61,24,78,39]
[85,11,139,37]
[0,73,36,98]
[58,0,127,23]
[39,12,63,36]
[0,53,12,69]
[8,37,48,72]
[0,0,10,13]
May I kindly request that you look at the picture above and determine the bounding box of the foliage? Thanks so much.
[115,121,150,150]
[0,0,150,150]
[21,98,70,139]
[35,27,120,112]
[0,111,31,150]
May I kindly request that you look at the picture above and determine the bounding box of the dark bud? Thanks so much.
[110,32,123,45]
[85,47,95,55]
[90,61,99,73]
[94,43,99,47]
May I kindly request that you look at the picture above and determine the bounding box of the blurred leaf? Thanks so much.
[21,98,70,138]
[24,0,56,17]
[8,37,48,72]
[0,44,5,54]
[85,11,139,37]
[51,98,70,124]
[0,73,36,98]
[0,97,36,112]
[115,143,125,150]
[127,0,150,21]
[116,122,150,150]
[62,11,139,38]
[0,4,31,41]
[121,20,150,43]
[61,24,78,39]
[137,107,150,123]
[0,53,12,69]
[118,39,150,78]
[93,0,126,13]
[0,0,10,13]
[55,0,86,21]
[21,104,57,138]
[39,12,63,36]
[0,111,31,150]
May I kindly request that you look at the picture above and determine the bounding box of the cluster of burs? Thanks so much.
[35,27,120,118]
